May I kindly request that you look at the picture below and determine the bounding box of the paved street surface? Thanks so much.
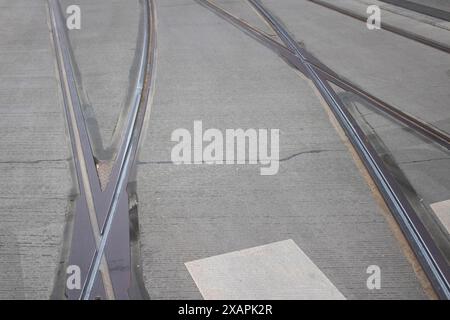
[136,0,429,299]
[0,0,71,299]
[1,0,449,299]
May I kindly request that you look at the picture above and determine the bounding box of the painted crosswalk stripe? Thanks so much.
[431,199,450,235]
[185,239,345,300]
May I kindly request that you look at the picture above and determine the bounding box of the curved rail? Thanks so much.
[247,0,450,299]
[196,0,450,299]
[306,0,450,54]
[49,0,155,300]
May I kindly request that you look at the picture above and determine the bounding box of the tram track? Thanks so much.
[47,0,448,299]
[197,0,450,299]
[196,0,450,151]
[378,0,450,22]
[306,0,450,54]
[48,0,156,300]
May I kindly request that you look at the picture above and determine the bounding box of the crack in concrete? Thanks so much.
[399,157,450,165]
[0,158,69,165]
[279,148,344,162]
[136,148,345,165]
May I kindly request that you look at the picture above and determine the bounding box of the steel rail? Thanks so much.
[312,67,450,150]
[246,0,450,299]
[81,0,155,300]
[378,0,450,22]
[48,0,115,299]
[49,0,155,299]
[196,0,450,151]
[306,0,450,54]
[201,0,450,298]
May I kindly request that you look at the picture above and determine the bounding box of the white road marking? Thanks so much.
[185,239,345,300]
[431,199,450,235]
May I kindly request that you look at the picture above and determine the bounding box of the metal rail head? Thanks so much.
[306,0,450,53]
[198,0,450,150]
[49,0,155,300]
[245,0,450,299]
[48,0,115,299]
[81,0,154,300]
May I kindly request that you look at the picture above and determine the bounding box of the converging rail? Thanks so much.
[196,0,450,151]
[197,0,450,299]
[306,0,450,54]
[48,0,156,300]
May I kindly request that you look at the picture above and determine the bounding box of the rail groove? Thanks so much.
[307,0,450,54]
[197,0,450,299]
[49,0,155,300]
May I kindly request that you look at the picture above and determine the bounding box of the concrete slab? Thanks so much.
[431,200,450,235]
[339,94,450,204]
[137,0,427,299]
[261,0,450,134]
[59,0,141,157]
[0,0,439,300]
[379,0,450,18]
[312,0,450,46]
[185,239,346,299]
[210,0,278,37]
[339,92,450,267]
[0,0,72,299]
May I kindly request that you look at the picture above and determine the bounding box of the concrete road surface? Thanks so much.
[1,0,448,299]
